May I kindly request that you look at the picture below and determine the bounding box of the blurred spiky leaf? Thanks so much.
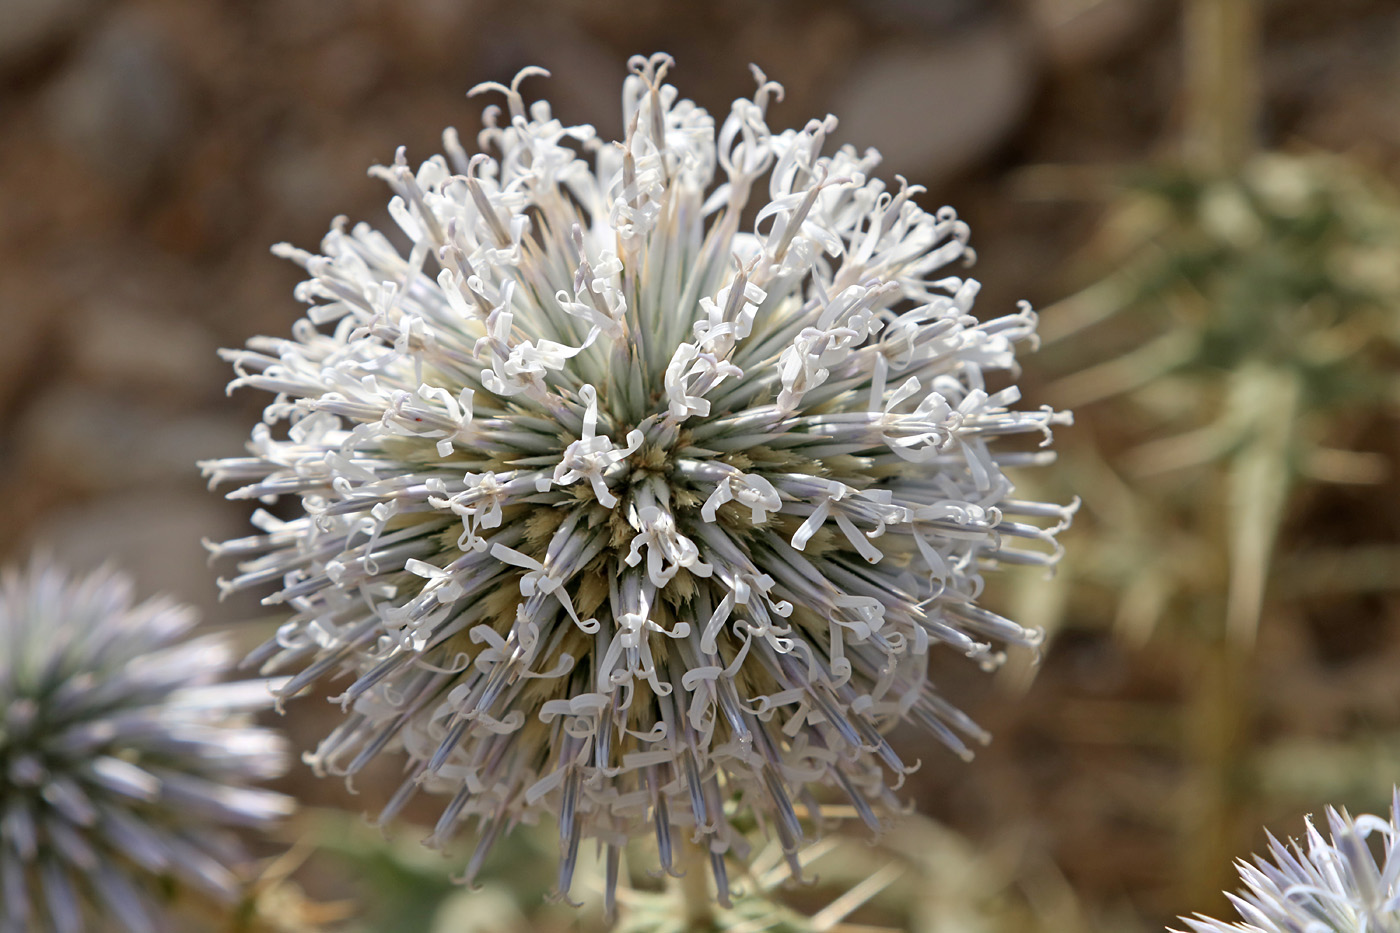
[1036,152,1400,645]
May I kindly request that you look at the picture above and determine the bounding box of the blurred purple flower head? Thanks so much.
[0,561,291,933]
[204,53,1072,910]
[1180,790,1400,933]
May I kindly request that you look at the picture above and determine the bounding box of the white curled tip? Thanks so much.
[270,241,315,268]
[468,66,552,120]
[663,345,742,423]
[626,519,712,588]
[701,471,781,525]
[551,385,641,509]
[747,63,784,107]
[555,253,626,339]
[576,384,602,440]
[628,52,674,84]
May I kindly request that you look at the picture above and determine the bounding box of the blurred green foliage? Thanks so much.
[1038,152,1400,645]
[239,808,1026,933]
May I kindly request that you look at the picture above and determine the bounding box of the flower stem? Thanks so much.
[677,840,715,930]
[1183,0,1259,174]
[1181,634,1251,918]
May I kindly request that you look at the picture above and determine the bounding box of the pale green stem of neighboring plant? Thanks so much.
[1224,364,1299,647]
[677,841,715,931]
[1183,0,1259,174]
[1046,329,1199,408]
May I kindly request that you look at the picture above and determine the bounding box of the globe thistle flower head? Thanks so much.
[1179,790,1400,933]
[204,54,1073,909]
[0,561,292,933]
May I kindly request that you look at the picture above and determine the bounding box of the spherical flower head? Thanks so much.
[0,561,293,933]
[1178,790,1400,933]
[203,54,1074,909]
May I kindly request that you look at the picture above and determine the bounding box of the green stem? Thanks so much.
[677,841,714,931]
[1182,0,1259,173]
[1181,635,1251,918]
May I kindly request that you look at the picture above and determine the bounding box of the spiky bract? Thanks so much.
[1179,791,1400,933]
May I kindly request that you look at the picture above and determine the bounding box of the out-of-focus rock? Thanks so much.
[1030,0,1162,68]
[18,385,246,492]
[65,304,221,398]
[852,0,993,32]
[0,277,60,417]
[42,10,192,193]
[386,0,482,68]
[26,488,260,625]
[0,0,103,73]
[308,33,386,109]
[830,21,1038,186]
[258,0,356,48]
[1268,9,1400,158]
[261,136,356,224]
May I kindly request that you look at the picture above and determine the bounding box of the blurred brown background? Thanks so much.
[3,1,1400,931]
